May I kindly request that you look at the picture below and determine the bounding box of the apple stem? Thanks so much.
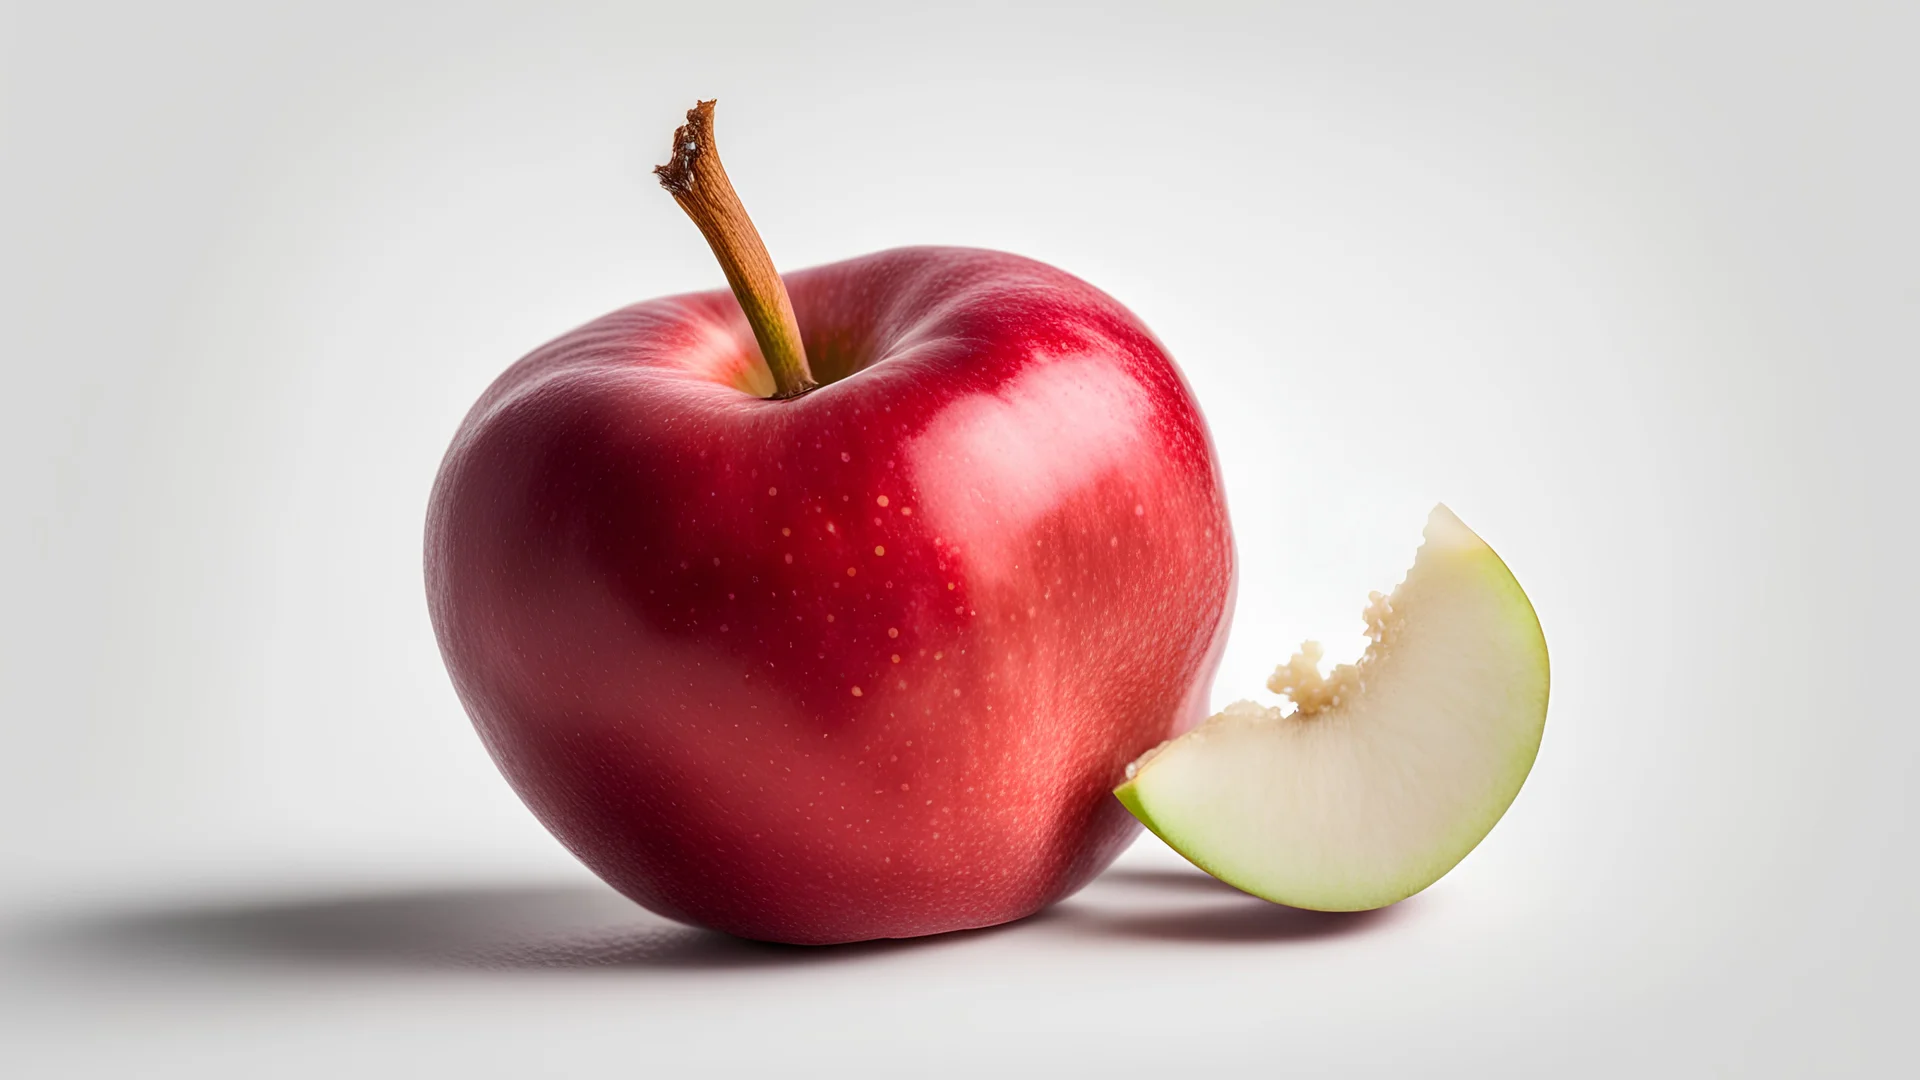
[655,100,817,399]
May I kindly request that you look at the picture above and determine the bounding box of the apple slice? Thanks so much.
[1115,505,1548,911]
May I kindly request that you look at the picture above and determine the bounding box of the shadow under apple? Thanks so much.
[13,863,1407,976]
[17,883,953,973]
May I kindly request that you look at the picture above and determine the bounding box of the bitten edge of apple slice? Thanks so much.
[1113,505,1550,912]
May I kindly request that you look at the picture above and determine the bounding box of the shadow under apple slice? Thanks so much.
[1083,900,1406,943]
[1093,866,1260,896]
[1069,863,1417,943]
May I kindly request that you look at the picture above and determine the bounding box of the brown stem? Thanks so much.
[655,100,815,398]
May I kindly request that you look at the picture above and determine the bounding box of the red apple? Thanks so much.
[425,103,1233,944]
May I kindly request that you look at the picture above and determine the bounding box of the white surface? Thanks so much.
[1,1,1912,1075]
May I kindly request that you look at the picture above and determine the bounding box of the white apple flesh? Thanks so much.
[1115,505,1549,911]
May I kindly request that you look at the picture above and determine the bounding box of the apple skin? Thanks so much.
[426,246,1234,944]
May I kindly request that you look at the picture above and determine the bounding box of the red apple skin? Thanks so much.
[426,246,1233,945]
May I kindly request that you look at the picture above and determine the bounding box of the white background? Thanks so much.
[2,1,1913,1075]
